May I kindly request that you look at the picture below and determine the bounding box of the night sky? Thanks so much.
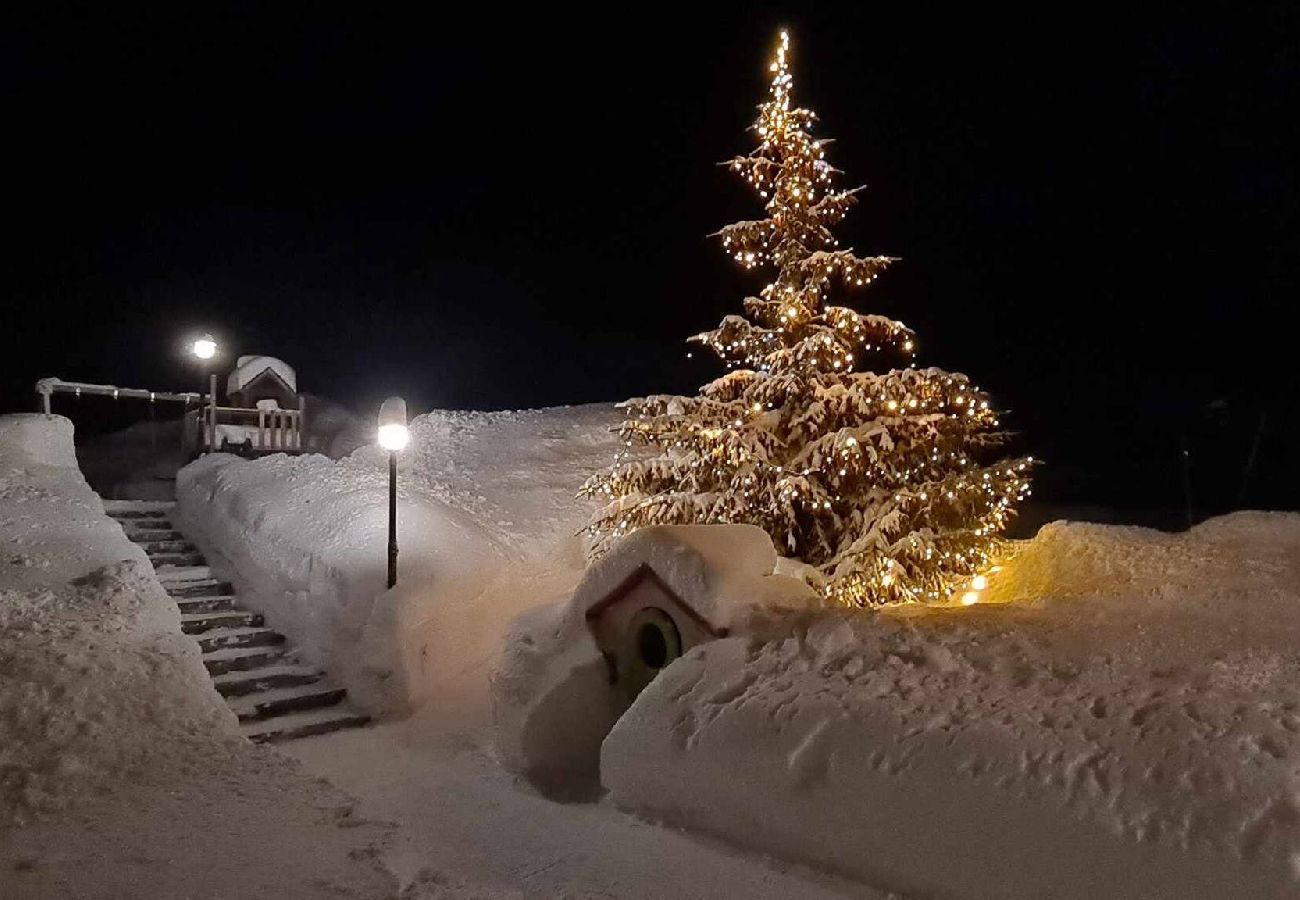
[4,5,1298,517]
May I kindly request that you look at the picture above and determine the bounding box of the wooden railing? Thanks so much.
[189,406,304,454]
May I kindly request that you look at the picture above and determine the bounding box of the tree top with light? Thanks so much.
[584,30,1035,607]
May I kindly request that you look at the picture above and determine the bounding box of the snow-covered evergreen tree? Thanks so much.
[582,31,1035,607]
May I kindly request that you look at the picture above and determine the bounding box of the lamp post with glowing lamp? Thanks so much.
[191,334,218,454]
[377,397,409,589]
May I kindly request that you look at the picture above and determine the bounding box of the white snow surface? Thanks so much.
[603,512,1300,898]
[166,400,1300,897]
[0,414,393,898]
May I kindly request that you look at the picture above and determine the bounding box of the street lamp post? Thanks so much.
[377,397,410,589]
[191,334,218,454]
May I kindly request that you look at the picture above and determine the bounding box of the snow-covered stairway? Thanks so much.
[104,500,370,742]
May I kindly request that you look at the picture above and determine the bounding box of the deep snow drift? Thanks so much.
[0,414,393,898]
[603,513,1300,898]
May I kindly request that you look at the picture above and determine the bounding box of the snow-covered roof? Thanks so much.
[567,525,820,634]
[227,356,297,395]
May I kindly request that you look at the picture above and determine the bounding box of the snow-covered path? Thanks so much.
[169,404,896,896]
[286,717,889,899]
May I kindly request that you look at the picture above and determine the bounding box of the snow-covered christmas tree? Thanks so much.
[583,31,1035,607]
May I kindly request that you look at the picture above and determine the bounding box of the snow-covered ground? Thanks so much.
[603,513,1300,898]
[22,401,1300,897]
[0,414,394,898]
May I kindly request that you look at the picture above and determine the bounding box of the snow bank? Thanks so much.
[0,414,238,822]
[176,404,620,720]
[0,412,396,896]
[603,512,1300,898]
[492,522,821,797]
[0,413,78,470]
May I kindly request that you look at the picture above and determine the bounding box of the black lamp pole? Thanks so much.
[387,450,398,589]
[377,395,408,590]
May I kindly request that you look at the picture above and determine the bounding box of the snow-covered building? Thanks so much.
[191,355,307,455]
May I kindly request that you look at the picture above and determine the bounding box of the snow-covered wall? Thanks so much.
[175,405,620,721]
[602,513,1300,898]
[0,414,239,823]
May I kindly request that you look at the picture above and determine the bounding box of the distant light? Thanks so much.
[961,591,980,606]
[971,574,988,591]
[192,335,217,360]
[378,424,409,451]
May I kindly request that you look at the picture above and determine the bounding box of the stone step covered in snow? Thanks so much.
[195,625,285,653]
[135,539,195,554]
[165,578,234,598]
[105,501,369,743]
[180,609,264,634]
[126,528,183,542]
[100,501,171,519]
[120,519,176,532]
[154,564,216,583]
[203,645,290,676]
[177,594,237,614]
[211,664,325,697]
[241,706,372,743]
[228,683,348,722]
[148,551,207,567]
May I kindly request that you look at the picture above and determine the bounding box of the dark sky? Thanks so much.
[4,4,1298,515]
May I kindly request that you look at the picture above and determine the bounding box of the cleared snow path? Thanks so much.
[286,715,894,899]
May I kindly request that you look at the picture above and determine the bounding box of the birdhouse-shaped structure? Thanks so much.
[492,524,820,793]
[572,524,819,706]
[586,564,728,703]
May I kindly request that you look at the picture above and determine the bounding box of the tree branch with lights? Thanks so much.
[582,31,1035,607]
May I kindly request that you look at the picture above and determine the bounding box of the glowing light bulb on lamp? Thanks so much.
[377,397,410,452]
[192,335,216,360]
[378,424,409,451]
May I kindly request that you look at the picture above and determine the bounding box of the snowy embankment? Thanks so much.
[0,414,392,898]
[176,404,620,720]
[0,414,234,820]
[602,513,1300,898]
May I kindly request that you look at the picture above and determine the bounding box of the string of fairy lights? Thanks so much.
[583,30,1035,608]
